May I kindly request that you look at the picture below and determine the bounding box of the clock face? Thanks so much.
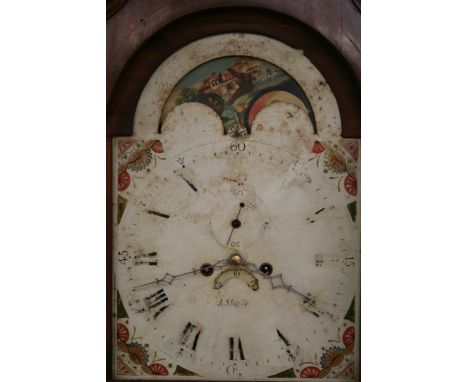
[113,35,359,380]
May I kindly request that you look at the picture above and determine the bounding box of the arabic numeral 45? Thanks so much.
[118,250,129,264]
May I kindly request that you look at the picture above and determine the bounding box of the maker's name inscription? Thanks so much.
[217,298,249,308]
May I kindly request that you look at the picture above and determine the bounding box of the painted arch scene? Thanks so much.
[159,56,317,137]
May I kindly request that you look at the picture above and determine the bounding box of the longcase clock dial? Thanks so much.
[113,34,359,381]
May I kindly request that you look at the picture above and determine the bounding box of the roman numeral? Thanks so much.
[134,251,158,266]
[181,175,198,192]
[145,288,169,319]
[180,322,201,351]
[147,210,170,218]
[276,328,296,362]
[229,337,245,360]
[276,329,290,346]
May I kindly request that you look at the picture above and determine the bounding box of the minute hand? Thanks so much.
[132,259,229,290]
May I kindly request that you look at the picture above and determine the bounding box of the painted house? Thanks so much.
[232,58,262,80]
[199,61,260,105]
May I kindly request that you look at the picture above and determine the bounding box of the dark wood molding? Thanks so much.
[107,7,360,138]
[106,0,127,19]
[106,138,114,380]
[107,0,361,97]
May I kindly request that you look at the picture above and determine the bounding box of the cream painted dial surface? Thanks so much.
[113,35,359,381]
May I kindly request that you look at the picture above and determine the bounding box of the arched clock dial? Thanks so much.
[113,34,359,381]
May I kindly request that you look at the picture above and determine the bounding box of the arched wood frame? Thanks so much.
[107,7,360,138]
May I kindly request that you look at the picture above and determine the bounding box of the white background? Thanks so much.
[0,1,467,381]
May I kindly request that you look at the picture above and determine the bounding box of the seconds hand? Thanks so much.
[226,202,245,246]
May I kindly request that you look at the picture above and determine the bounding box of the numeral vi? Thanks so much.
[229,337,245,360]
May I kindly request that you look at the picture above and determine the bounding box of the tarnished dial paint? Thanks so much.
[113,34,359,381]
